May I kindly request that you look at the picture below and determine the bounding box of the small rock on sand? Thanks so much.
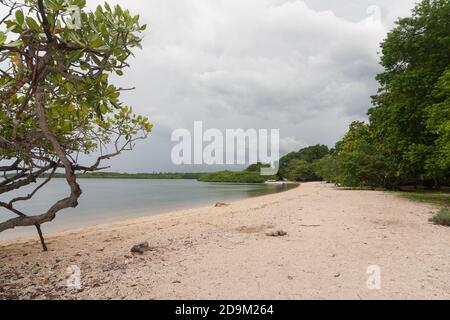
[215,202,230,207]
[130,242,153,255]
[266,230,288,237]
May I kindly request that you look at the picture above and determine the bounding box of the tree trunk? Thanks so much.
[35,224,48,252]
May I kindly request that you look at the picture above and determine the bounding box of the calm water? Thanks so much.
[0,179,295,240]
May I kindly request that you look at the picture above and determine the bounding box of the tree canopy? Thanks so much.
[278,145,329,182]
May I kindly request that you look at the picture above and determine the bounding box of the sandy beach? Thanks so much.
[0,182,449,300]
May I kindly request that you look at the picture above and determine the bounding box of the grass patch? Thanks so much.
[399,192,450,207]
[430,208,450,227]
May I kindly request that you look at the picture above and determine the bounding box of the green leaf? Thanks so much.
[15,10,24,25]
[26,17,41,31]
[67,50,84,63]
[5,39,23,48]
[0,32,6,45]
[91,36,104,48]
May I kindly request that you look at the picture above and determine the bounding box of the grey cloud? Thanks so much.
[86,0,418,172]
[1,0,418,172]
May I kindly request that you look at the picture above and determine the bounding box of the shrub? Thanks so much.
[430,208,450,226]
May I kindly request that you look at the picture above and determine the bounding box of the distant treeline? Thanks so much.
[197,163,276,183]
[198,172,268,183]
[45,172,204,180]
[45,170,276,184]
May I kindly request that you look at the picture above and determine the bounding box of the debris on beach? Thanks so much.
[265,230,288,237]
[215,202,230,207]
[237,225,274,234]
[130,242,153,255]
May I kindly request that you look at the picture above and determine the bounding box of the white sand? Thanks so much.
[1,182,449,300]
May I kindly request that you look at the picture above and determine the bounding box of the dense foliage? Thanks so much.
[317,0,450,189]
[245,162,271,173]
[278,145,329,182]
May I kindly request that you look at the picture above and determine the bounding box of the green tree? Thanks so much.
[245,162,270,173]
[0,0,151,250]
[278,144,329,179]
[425,67,450,185]
[334,122,387,188]
[284,159,318,182]
[294,145,330,163]
[369,0,450,188]
[315,154,339,183]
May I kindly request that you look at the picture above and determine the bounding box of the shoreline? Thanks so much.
[0,181,298,243]
[0,182,300,246]
[1,182,449,300]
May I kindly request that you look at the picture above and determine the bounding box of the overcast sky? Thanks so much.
[4,0,420,172]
